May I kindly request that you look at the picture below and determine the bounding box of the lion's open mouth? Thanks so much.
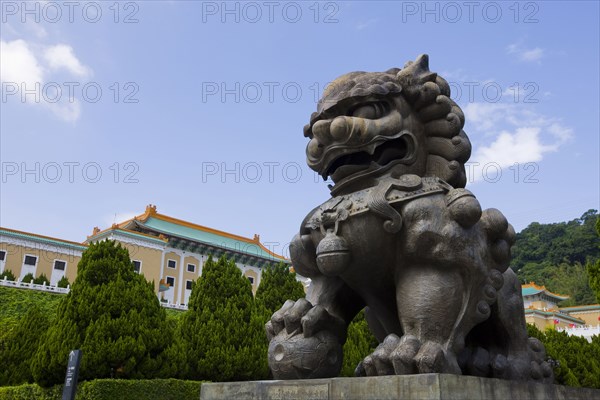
[327,136,409,182]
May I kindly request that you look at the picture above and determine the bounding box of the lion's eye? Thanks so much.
[350,102,388,119]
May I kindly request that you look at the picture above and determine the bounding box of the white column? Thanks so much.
[157,249,166,300]
[177,251,185,304]
[199,254,204,277]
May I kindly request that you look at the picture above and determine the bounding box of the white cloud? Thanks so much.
[356,19,378,30]
[45,100,82,123]
[462,103,514,133]
[0,39,44,86]
[520,47,544,62]
[44,44,91,78]
[463,103,573,177]
[506,41,544,63]
[474,127,552,167]
[547,122,574,142]
[1,39,91,122]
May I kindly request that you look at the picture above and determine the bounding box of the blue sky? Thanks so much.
[1,1,599,257]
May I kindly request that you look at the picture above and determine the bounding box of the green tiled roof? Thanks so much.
[139,217,285,262]
[0,228,87,251]
[521,285,569,301]
[522,287,543,296]
[559,304,600,312]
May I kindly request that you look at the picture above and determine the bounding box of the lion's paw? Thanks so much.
[461,340,553,383]
[356,334,460,377]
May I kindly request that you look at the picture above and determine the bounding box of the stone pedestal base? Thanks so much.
[200,374,600,400]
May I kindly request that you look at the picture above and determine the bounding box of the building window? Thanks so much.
[132,260,142,273]
[186,280,193,290]
[0,250,6,261]
[166,276,175,287]
[187,263,195,273]
[167,259,176,269]
[24,255,37,266]
[247,276,254,285]
[53,260,66,271]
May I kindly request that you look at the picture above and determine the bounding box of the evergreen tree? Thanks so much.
[255,262,305,313]
[178,256,267,381]
[33,273,49,285]
[526,323,600,388]
[0,305,51,386]
[0,269,16,281]
[341,310,378,377]
[31,240,173,387]
[57,276,70,288]
[21,273,34,283]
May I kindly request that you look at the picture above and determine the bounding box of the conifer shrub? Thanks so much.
[57,276,70,288]
[340,310,378,377]
[33,273,49,285]
[177,256,268,381]
[31,240,173,387]
[0,305,51,386]
[0,269,16,281]
[527,323,600,388]
[255,262,305,313]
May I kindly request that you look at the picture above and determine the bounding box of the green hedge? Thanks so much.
[0,384,62,399]
[0,379,202,400]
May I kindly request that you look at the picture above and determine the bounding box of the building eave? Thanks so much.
[0,227,88,251]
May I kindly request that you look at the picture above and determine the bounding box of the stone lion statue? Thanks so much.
[266,55,553,383]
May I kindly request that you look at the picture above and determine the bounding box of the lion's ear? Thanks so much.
[396,55,439,103]
[408,54,429,69]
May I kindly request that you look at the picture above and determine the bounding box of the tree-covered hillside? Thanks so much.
[512,210,599,306]
[512,209,598,272]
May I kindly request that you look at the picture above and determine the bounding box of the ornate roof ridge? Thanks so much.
[124,205,287,261]
[86,225,168,244]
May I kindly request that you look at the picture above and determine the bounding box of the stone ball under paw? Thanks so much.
[268,330,343,379]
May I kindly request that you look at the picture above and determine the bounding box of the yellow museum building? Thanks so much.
[0,205,291,306]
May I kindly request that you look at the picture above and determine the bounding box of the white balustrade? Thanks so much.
[557,325,600,342]
[0,277,70,294]
[1,277,188,310]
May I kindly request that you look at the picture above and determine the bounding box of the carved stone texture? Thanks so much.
[266,55,553,383]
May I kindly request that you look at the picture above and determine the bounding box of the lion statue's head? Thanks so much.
[304,55,471,195]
